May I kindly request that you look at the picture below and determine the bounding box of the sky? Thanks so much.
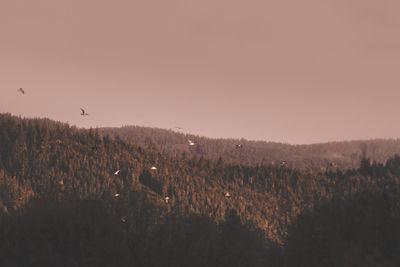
[1,0,400,144]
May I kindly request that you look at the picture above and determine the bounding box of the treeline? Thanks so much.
[1,191,399,266]
[98,125,400,172]
[1,113,400,266]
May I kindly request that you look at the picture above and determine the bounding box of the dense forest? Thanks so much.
[1,113,400,266]
[98,125,400,172]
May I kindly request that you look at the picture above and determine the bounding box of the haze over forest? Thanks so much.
[2,0,400,144]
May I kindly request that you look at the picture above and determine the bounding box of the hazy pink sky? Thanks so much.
[1,0,400,144]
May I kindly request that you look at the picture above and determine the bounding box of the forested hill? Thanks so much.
[98,125,400,172]
[1,113,400,266]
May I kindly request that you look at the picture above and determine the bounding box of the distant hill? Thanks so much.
[98,125,400,172]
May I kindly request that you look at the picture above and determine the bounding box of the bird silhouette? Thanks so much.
[17,88,25,94]
[80,108,89,116]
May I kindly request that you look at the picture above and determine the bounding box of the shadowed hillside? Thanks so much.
[284,191,400,267]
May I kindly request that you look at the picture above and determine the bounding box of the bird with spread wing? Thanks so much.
[80,108,89,116]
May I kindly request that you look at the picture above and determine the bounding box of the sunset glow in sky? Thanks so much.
[1,0,400,144]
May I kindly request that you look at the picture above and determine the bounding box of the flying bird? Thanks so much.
[80,108,89,116]
[114,193,120,197]
[17,88,25,94]
[187,139,195,146]
[164,196,170,204]
[114,170,120,175]
[151,166,157,170]
[225,192,231,198]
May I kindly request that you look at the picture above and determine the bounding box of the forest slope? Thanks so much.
[0,113,399,241]
[1,113,400,266]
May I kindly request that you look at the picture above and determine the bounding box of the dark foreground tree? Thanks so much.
[0,199,133,267]
[0,199,280,267]
[284,190,400,267]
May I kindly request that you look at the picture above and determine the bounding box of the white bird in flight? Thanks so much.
[187,139,195,146]
[17,88,25,94]
[114,170,120,175]
[80,108,89,116]
[114,193,120,197]
[225,192,231,198]
[151,166,157,170]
